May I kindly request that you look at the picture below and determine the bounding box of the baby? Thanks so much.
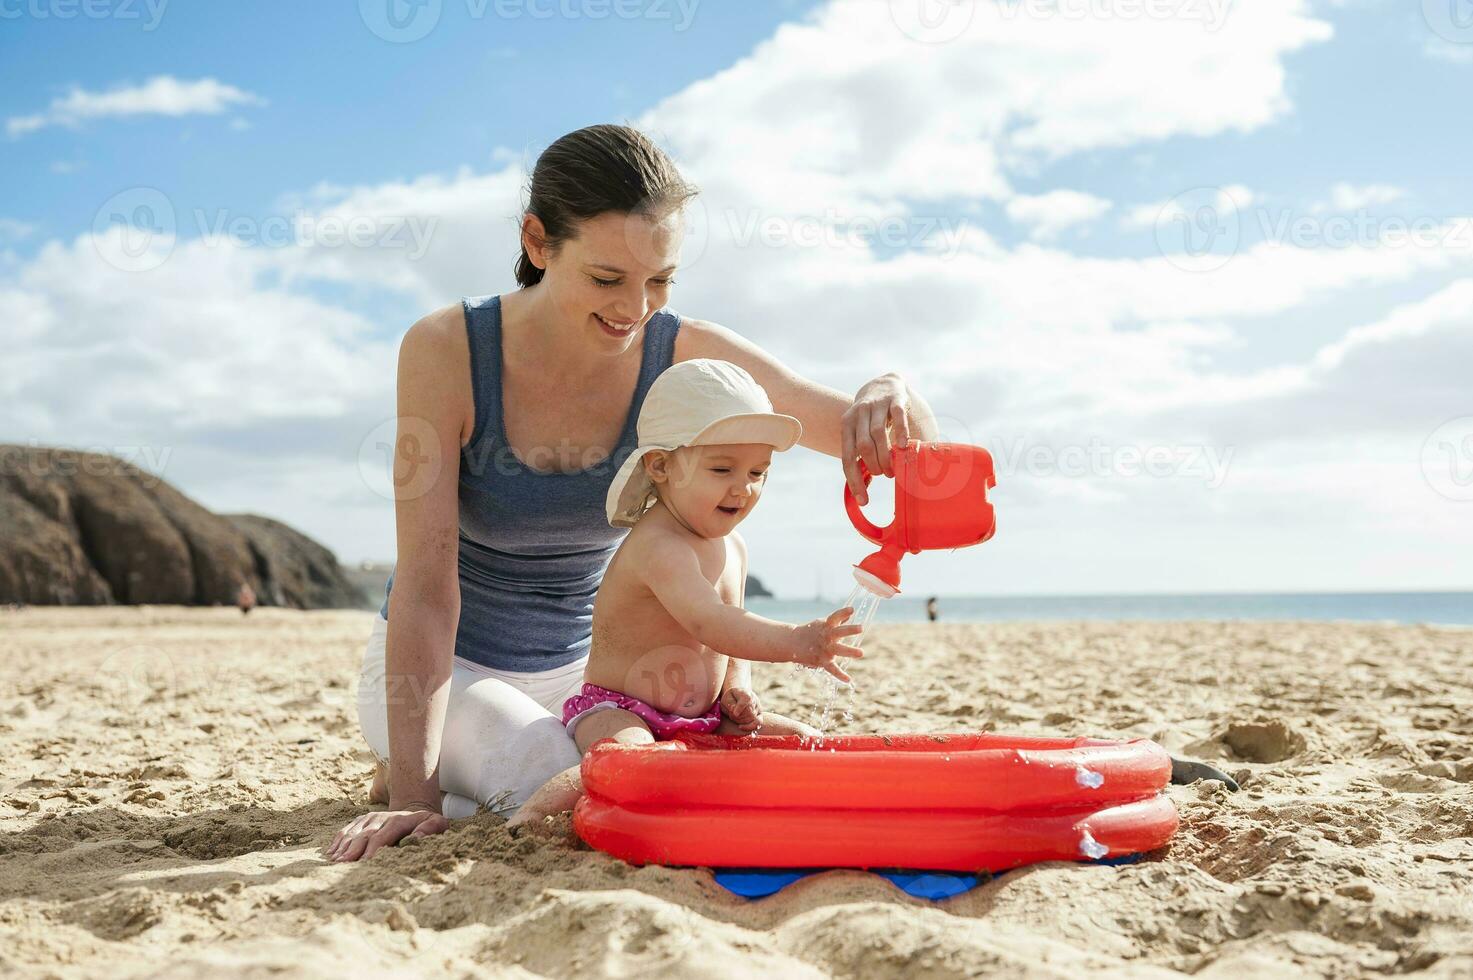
[564,357,863,749]
[510,359,862,824]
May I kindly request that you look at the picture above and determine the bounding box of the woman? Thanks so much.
[325,124,939,862]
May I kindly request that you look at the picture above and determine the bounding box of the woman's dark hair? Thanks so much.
[514,124,699,287]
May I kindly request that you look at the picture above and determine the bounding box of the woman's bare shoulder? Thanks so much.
[671,315,806,386]
[671,315,788,380]
[398,301,475,447]
[400,301,468,361]
[671,314,737,361]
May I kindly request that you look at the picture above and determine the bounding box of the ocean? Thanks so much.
[746,591,1473,627]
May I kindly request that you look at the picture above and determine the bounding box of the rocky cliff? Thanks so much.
[0,445,362,608]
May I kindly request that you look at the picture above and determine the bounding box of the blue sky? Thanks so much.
[3,0,1471,598]
[3,2,815,241]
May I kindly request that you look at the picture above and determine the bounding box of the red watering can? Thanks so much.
[844,441,997,591]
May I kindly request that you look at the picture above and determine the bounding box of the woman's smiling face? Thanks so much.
[528,208,685,352]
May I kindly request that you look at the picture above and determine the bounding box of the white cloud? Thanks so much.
[0,219,36,244]
[7,0,1470,592]
[635,0,1327,215]
[1319,181,1405,212]
[261,165,528,309]
[1124,184,1255,229]
[7,76,264,138]
[1424,39,1473,65]
[0,226,404,561]
[1,233,395,437]
[1005,190,1112,240]
[1094,279,1473,442]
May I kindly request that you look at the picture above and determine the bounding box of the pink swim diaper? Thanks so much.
[562,683,723,740]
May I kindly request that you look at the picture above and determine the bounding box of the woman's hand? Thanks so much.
[323,805,448,862]
[842,372,914,505]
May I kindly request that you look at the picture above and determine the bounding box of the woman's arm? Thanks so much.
[381,309,469,812]
[326,306,469,862]
[674,318,940,504]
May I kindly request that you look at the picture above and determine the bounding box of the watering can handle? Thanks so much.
[843,457,885,542]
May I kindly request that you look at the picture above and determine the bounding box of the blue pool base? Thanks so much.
[713,854,1143,902]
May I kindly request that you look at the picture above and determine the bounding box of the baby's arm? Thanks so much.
[640,533,862,681]
[723,655,753,694]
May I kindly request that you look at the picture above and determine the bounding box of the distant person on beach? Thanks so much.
[509,360,863,822]
[237,582,256,615]
[926,596,938,622]
[326,124,939,863]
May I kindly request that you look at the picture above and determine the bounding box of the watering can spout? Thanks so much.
[857,545,904,592]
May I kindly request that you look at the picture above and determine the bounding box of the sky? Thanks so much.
[2,0,1471,600]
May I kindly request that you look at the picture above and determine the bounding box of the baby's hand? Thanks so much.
[790,607,864,683]
[720,687,763,732]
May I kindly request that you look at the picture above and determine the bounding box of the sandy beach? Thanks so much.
[1,606,1469,977]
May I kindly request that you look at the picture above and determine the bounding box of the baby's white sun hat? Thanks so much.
[606,358,802,528]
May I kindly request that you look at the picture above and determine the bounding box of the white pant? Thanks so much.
[355,613,585,819]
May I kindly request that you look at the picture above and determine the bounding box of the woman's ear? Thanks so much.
[521,213,550,270]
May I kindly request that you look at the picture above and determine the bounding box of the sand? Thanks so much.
[1,605,1470,978]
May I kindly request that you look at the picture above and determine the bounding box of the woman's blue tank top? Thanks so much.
[379,293,682,671]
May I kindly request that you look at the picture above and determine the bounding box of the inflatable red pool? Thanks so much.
[573,732,1178,871]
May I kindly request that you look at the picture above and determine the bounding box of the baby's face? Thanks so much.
[653,443,773,537]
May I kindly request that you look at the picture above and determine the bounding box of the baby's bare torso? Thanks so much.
[586,518,744,717]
